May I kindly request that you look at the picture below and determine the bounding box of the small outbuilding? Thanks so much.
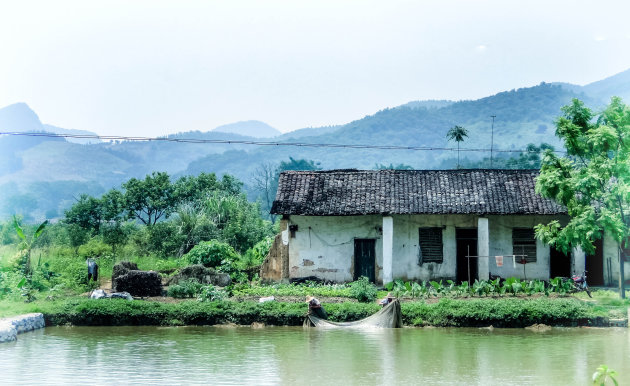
[261,169,625,285]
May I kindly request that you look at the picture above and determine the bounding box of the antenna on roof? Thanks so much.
[490,115,496,168]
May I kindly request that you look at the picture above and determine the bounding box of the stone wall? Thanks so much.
[260,219,289,282]
[0,313,45,343]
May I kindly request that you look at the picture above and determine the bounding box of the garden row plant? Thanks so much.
[386,277,579,299]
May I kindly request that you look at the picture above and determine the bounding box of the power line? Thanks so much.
[0,131,563,154]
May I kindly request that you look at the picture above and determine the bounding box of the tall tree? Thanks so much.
[252,162,277,223]
[122,172,175,226]
[535,97,630,298]
[252,158,321,223]
[64,194,103,233]
[446,125,469,169]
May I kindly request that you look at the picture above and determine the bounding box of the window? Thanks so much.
[419,227,443,263]
[512,228,537,263]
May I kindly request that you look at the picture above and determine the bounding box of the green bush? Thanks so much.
[36,296,608,327]
[349,276,378,302]
[167,279,203,298]
[146,222,182,257]
[197,285,227,302]
[241,236,274,269]
[46,255,95,292]
[401,298,605,327]
[184,240,238,268]
[77,237,112,259]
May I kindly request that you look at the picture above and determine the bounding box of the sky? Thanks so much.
[1,0,630,137]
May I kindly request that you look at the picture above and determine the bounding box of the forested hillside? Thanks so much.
[0,68,628,221]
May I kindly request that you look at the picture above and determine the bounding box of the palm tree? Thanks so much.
[446,125,469,169]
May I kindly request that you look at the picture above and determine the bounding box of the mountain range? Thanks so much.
[1,67,630,221]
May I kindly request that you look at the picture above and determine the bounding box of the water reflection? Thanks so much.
[0,326,628,385]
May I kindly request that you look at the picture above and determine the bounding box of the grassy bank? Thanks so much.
[2,296,610,327]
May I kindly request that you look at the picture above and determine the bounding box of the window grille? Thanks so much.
[512,228,537,263]
[419,227,443,263]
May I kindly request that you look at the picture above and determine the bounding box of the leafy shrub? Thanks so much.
[349,276,378,302]
[197,285,227,302]
[184,240,238,268]
[167,279,203,298]
[46,255,95,292]
[241,236,274,269]
[146,222,182,257]
[77,237,111,259]
[39,297,607,327]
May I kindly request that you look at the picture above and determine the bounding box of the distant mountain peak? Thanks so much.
[212,120,281,138]
[0,102,43,132]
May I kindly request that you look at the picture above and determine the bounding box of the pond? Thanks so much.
[1,326,628,385]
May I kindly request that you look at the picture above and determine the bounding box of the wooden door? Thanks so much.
[456,228,478,284]
[586,239,604,285]
[354,239,376,282]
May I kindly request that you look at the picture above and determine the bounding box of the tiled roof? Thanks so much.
[270,169,566,216]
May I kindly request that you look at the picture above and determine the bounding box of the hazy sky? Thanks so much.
[1,0,630,136]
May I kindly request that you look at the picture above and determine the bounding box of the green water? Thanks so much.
[1,326,628,385]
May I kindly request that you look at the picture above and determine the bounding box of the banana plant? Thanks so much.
[13,216,48,275]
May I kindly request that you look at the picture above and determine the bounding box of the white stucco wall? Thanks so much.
[486,215,557,280]
[286,213,592,283]
[390,214,475,282]
[287,215,383,282]
[603,234,630,287]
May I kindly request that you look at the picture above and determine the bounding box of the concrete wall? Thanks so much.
[486,215,557,280]
[390,214,476,282]
[285,214,596,283]
[603,234,630,286]
[260,219,289,281]
[287,215,383,282]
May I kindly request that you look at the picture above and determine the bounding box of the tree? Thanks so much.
[64,194,103,233]
[252,158,321,223]
[173,172,220,208]
[506,143,555,169]
[373,163,413,170]
[535,97,630,298]
[122,172,175,226]
[446,125,469,169]
[252,162,277,223]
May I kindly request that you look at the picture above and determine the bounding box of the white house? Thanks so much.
[261,169,626,286]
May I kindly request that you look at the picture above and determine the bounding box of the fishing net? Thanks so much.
[303,299,402,328]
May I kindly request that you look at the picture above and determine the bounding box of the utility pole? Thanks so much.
[490,115,496,168]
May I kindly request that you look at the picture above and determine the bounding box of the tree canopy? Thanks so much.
[535,97,630,297]
[63,171,273,255]
[253,157,321,223]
